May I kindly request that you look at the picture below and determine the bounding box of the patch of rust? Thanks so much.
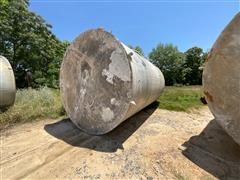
[204,91,214,102]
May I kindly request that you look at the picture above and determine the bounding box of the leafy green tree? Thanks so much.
[43,41,70,88]
[182,47,206,85]
[149,43,184,85]
[0,0,67,88]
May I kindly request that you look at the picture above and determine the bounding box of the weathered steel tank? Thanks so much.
[203,13,240,145]
[0,56,16,108]
[60,29,165,135]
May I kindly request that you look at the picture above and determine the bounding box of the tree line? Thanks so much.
[0,0,69,88]
[0,0,207,88]
[149,45,207,86]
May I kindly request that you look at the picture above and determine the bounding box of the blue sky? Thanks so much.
[30,0,239,55]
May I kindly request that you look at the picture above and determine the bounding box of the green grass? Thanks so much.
[0,87,65,130]
[0,86,204,129]
[158,86,205,111]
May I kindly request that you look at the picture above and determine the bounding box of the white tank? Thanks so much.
[60,29,165,135]
[203,13,240,145]
[0,56,16,108]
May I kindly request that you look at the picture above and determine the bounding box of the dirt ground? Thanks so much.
[1,105,240,179]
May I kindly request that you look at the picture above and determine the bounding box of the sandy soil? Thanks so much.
[1,105,240,179]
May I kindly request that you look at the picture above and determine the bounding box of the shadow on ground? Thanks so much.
[182,119,240,179]
[44,101,159,153]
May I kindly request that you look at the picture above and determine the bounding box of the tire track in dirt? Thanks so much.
[3,108,238,179]
[1,120,99,179]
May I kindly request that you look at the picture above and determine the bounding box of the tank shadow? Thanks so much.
[44,101,159,153]
[182,119,240,179]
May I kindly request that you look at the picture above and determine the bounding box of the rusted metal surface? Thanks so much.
[60,29,165,134]
[203,91,213,102]
[203,13,240,145]
[0,56,16,107]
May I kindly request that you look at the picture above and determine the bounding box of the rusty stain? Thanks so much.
[204,91,214,102]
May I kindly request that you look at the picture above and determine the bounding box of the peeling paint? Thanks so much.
[110,98,120,106]
[101,107,114,122]
[110,98,116,104]
[109,49,131,82]
[60,29,164,135]
[74,106,79,111]
[102,69,114,84]
[130,101,136,105]
[127,92,132,99]
[80,88,86,96]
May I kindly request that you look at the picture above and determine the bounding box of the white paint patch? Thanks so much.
[80,88,86,95]
[82,69,90,82]
[130,101,136,105]
[109,48,130,82]
[102,69,114,84]
[101,107,114,122]
[80,88,86,99]
[127,92,132,99]
[74,106,79,111]
[110,98,120,106]
[110,98,116,104]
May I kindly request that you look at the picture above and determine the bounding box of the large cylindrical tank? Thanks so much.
[60,29,165,135]
[203,13,240,144]
[0,56,16,108]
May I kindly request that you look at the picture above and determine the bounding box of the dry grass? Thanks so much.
[0,87,65,130]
